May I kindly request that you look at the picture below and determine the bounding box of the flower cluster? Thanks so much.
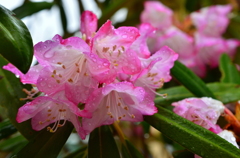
[140,1,240,77]
[3,11,178,139]
[172,97,239,157]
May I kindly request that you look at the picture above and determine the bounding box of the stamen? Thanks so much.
[113,45,117,51]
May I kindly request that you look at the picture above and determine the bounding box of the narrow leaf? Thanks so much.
[88,125,121,158]
[15,122,73,158]
[0,134,27,151]
[13,1,54,19]
[171,61,215,98]
[0,5,33,73]
[219,53,240,84]
[121,139,144,158]
[144,106,240,158]
[0,119,17,140]
[155,82,240,105]
[64,146,88,158]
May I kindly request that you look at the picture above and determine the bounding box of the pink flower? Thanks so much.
[91,20,141,83]
[80,11,98,44]
[141,1,173,31]
[3,64,42,85]
[82,82,157,135]
[172,97,225,133]
[17,90,91,139]
[190,5,232,37]
[131,23,156,59]
[194,33,240,69]
[153,26,196,67]
[34,35,109,103]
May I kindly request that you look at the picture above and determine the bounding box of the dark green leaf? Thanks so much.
[15,121,73,158]
[0,119,17,140]
[171,61,215,98]
[88,125,120,158]
[173,150,194,158]
[155,82,240,105]
[64,146,88,158]
[121,139,143,158]
[144,106,240,158]
[219,53,240,84]
[13,1,54,19]
[0,5,33,73]
[0,135,27,151]
[0,56,38,140]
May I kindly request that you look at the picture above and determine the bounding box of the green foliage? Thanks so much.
[15,122,73,158]
[171,61,216,98]
[0,5,33,73]
[155,82,240,105]
[219,53,240,84]
[88,125,121,158]
[144,106,240,158]
[0,119,17,140]
[13,1,54,19]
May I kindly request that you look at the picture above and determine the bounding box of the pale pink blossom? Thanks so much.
[3,64,42,85]
[172,97,225,133]
[141,1,173,31]
[17,90,91,139]
[82,82,157,135]
[190,5,232,37]
[194,33,240,71]
[34,35,109,102]
[91,20,141,83]
[131,23,156,59]
[152,26,196,67]
[80,10,98,44]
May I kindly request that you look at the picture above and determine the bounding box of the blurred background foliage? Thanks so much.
[1,0,240,158]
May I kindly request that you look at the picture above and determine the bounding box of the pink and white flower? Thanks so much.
[17,90,91,139]
[141,1,173,31]
[172,97,225,133]
[190,5,232,37]
[82,82,157,135]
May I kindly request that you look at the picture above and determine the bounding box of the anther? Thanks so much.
[113,45,117,51]
[68,78,73,83]
[121,46,125,51]
[62,65,66,69]
[131,114,135,118]
[57,62,62,65]
[124,106,129,110]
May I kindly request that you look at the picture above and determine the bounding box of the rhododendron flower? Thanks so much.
[34,34,109,103]
[141,1,173,31]
[3,64,42,85]
[17,91,91,139]
[190,5,232,37]
[172,97,225,133]
[80,10,98,44]
[151,26,196,67]
[82,82,157,135]
[192,34,240,76]
[91,20,141,83]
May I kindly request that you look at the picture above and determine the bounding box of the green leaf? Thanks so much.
[171,61,215,98]
[155,82,240,105]
[0,56,38,140]
[121,139,144,158]
[88,125,121,158]
[0,4,33,73]
[0,134,27,152]
[219,53,240,84]
[13,1,54,19]
[0,119,17,140]
[15,121,73,158]
[144,106,240,158]
[64,146,88,158]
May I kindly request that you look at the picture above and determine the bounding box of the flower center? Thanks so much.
[104,91,135,121]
